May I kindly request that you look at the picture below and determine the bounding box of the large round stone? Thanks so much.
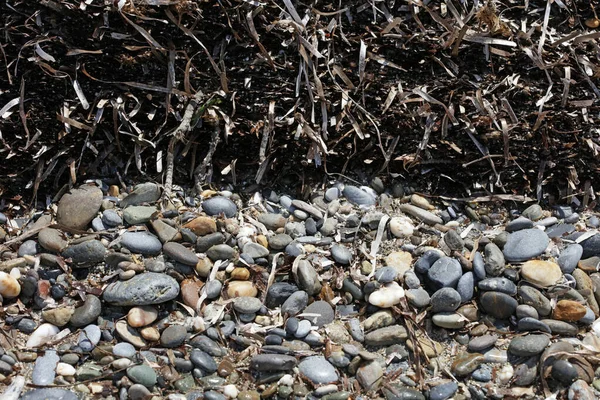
[520,260,562,287]
[56,185,103,230]
[503,229,549,262]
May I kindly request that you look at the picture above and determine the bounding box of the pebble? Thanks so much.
[503,229,550,262]
[558,244,584,274]
[160,325,187,347]
[520,260,562,287]
[508,334,550,356]
[127,365,157,387]
[202,196,238,218]
[27,323,60,348]
[56,184,103,230]
[128,306,159,327]
[430,288,461,312]
[389,216,414,238]
[480,291,517,319]
[113,342,136,358]
[103,272,179,305]
[0,271,21,298]
[429,381,458,400]
[298,356,338,384]
[70,295,102,327]
[62,240,107,266]
[427,257,462,289]
[32,350,59,385]
[330,244,352,264]
[38,228,68,252]
[368,282,405,308]
[342,185,376,206]
[121,231,163,256]
[250,354,297,371]
[356,361,383,390]
[399,204,442,225]
[120,182,160,207]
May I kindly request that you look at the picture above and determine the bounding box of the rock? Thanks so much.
[123,206,157,225]
[113,342,136,358]
[432,312,466,329]
[456,272,474,302]
[78,325,101,351]
[553,300,587,322]
[103,272,180,306]
[21,389,78,400]
[506,217,534,232]
[406,288,431,308]
[480,291,517,319]
[581,234,600,258]
[18,240,38,256]
[250,354,297,371]
[384,251,412,276]
[298,356,338,384]
[331,244,352,264]
[227,281,257,298]
[202,196,237,218]
[451,353,484,377]
[429,381,458,400]
[160,325,187,348]
[559,244,584,274]
[519,286,552,316]
[520,260,562,287]
[32,350,59,385]
[243,242,269,259]
[56,184,103,230]
[42,308,73,327]
[120,183,161,207]
[127,365,157,388]
[128,306,159,327]
[444,230,464,251]
[196,232,226,253]
[364,325,408,346]
[190,349,217,373]
[374,266,398,283]
[233,297,263,314]
[522,204,543,221]
[70,295,102,327]
[163,242,199,266]
[468,334,498,352]
[503,229,549,262]
[296,260,321,296]
[206,244,236,260]
[184,216,217,236]
[62,240,106,266]
[484,243,505,276]
[399,204,442,225]
[266,283,298,307]
[552,359,579,385]
[542,319,578,336]
[304,301,335,327]
[101,209,122,227]
[389,216,414,238]
[427,257,462,289]
[258,214,287,230]
[508,334,550,356]
[292,200,323,220]
[430,288,461,312]
[27,323,60,348]
[343,186,376,206]
[568,380,595,400]
[368,282,405,308]
[116,321,147,348]
[478,277,517,295]
[150,219,179,243]
[38,228,67,252]
[356,361,383,390]
[0,271,21,298]
[121,232,162,256]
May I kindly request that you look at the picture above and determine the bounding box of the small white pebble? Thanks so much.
[278,374,294,386]
[223,384,238,398]
[225,264,235,273]
[498,364,514,384]
[9,268,20,280]
[56,362,76,376]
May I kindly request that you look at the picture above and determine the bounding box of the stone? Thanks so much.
[427,257,462,289]
[368,282,405,308]
[160,325,187,348]
[506,217,534,232]
[432,312,466,329]
[542,319,578,336]
[374,266,398,283]
[184,216,217,236]
[56,184,103,230]
[399,204,442,225]
[121,232,162,256]
[116,321,147,348]
[21,389,78,400]
[406,288,430,308]
[444,230,464,251]
[196,232,226,253]
[480,291,517,319]
[258,213,287,230]
[364,325,408,346]
[243,242,269,259]
[356,362,383,391]
[123,206,156,225]
[484,243,505,276]
[190,349,217,373]
[250,354,297,371]
[103,272,179,306]
[127,365,157,388]
[62,240,106,266]
[468,334,498,352]
[206,244,236,260]
[227,281,257,298]
[101,209,122,227]
[389,216,414,238]
[163,242,199,266]
[522,204,543,220]
[519,285,552,316]
[70,295,102,327]
[297,260,321,296]
[27,323,60,348]
[518,318,551,333]
[343,185,376,206]
[38,228,67,252]
[559,244,584,274]
[430,288,461,312]
[150,219,178,243]
[202,196,237,218]
[521,260,562,287]
[503,229,550,262]
[113,342,136,358]
[128,306,158,327]
[292,200,323,219]
[451,353,484,377]
[456,272,474,302]
[330,244,352,264]
[298,356,338,384]
[0,271,21,298]
[233,297,263,314]
[552,359,579,385]
[120,183,161,207]
[508,334,550,356]
[478,277,517,295]
[384,251,412,276]
[78,325,101,351]
[18,240,38,256]
[553,300,587,322]
[32,350,59,385]
[429,381,458,400]
[568,380,595,400]
[304,301,335,327]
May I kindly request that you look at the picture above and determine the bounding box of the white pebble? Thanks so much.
[498,364,514,384]
[0,271,21,298]
[9,268,20,279]
[368,281,405,308]
[56,362,76,376]
[278,374,294,386]
[0,375,25,400]
[389,216,414,238]
[112,358,132,369]
[26,323,60,348]
[223,384,238,399]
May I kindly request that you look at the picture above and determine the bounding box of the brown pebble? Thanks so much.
[230,267,250,280]
[553,299,587,322]
[181,279,203,308]
[108,185,120,197]
[184,216,216,236]
[218,358,234,377]
[227,280,257,298]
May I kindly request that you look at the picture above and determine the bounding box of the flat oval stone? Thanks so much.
[233,297,263,314]
[508,334,550,356]
[517,317,551,333]
[160,325,187,348]
[468,334,498,352]
[303,301,334,327]
[202,196,237,218]
[103,272,179,306]
[343,186,376,206]
[330,244,352,264]
[541,319,578,336]
[430,288,461,312]
[38,228,67,253]
[121,232,162,256]
[62,240,106,266]
[56,185,103,230]
[250,354,297,371]
[521,260,562,287]
[298,356,338,384]
[427,257,462,289]
[399,204,442,225]
[480,291,517,319]
[163,242,199,266]
[503,229,550,262]
[120,182,161,207]
[519,286,552,316]
[553,300,587,322]
[70,295,102,327]
[364,325,408,346]
[478,277,517,295]
[558,244,584,274]
[432,312,466,329]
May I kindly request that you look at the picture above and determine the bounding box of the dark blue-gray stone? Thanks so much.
[120,182,161,207]
[103,272,179,306]
[298,356,338,384]
[517,317,551,333]
[343,185,376,206]
[190,349,217,373]
[427,257,462,289]
[202,196,237,218]
[121,231,162,256]
[558,244,583,274]
[429,381,458,400]
[430,288,461,312]
[503,229,549,262]
[415,250,442,274]
[456,272,474,302]
[478,277,517,295]
[62,240,106,266]
[21,389,78,400]
[581,234,600,258]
